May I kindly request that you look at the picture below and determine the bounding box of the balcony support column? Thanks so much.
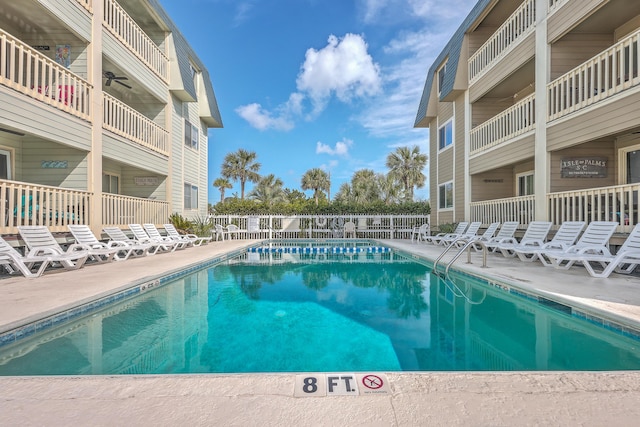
[534,0,549,221]
[88,0,104,236]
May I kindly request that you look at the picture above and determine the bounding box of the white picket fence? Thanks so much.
[208,214,430,240]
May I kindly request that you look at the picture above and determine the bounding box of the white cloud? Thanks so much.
[316,138,353,156]
[235,103,294,131]
[297,34,382,113]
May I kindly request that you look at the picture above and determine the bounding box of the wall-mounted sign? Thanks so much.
[561,157,607,178]
[41,160,68,169]
[134,176,159,186]
[33,45,50,51]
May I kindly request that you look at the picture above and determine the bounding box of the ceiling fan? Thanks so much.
[104,71,132,89]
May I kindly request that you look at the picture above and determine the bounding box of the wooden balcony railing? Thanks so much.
[103,93,169,155]
[102,193,170,227]
[470,195,535,227]
[470,93,535,155]
[0,28,91,121]
[103,0,168,82]
[75,0,92,13]
[0,179,91,234]
[468,0,536,84]
[548,183,639,233]
[548,28,640,121]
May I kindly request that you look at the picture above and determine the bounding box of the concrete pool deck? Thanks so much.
[1,238,640,426]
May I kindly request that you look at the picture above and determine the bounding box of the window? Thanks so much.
[190,62,199,93]
[184,120,199,150]
[0,149,11,180]
[517,172,534,196]
[438,120,453,150]
[102,173,119,194]
[184,183,198,209]
[627,150,640,184]
[437,60,447,95]
[438,182,454,209]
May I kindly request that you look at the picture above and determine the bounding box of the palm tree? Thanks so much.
[386,146,427,201]
[221,149,261,199]
[351,169,379,204]
[301,168,330,206]
[334,182,353,203]
[377,173,401,205]
[212,177,233,203]
[248,174,286,206]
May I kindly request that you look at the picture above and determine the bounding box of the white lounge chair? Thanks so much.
[467,222,500,250]
[482,221,520,252]
[129,224,178,252]
[535,221,619,269]
[496,221,553,258]
[439,221,482,246]
[553,223,640,278]
[425,222,469,245]
[103,227,159,255]
[143,224,189,250]
[68,225,143,261]
[0,235,88,278]
[512,221,585,262]
[16,225,90,270]
[411,224,430,242]
[163,223,212,246]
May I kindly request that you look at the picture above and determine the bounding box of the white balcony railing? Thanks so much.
[102,193,170,227]
[470,195,535,227]
[103,0,168,81]
[103,93,169,155]
[470,93,535,155]
[0,179,91,234]
[75,0,92,13]
[468,0,536,84]
[0,29,92,121]
[548,183,639,233]
[548,28,640,121]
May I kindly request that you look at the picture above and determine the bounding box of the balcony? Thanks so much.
[1,179,170,234]
[469,183,638,233]
[470,195,535,228]
[103,93,169,156]
[103,0,168,82]
[0,28,92,121]
[102,193,169,228]
[548,28,640,121]
[470,94,535,155]
[468,0,536,84]
[548,183,639,233]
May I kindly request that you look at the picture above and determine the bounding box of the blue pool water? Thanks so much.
[0,245,639,374]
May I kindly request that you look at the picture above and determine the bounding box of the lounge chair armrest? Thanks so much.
[27,247,60,257]
[567,246,612,256]
[67,243,91,252]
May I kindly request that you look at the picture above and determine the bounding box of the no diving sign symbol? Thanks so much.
[294,373,390,397]
[362,374,383,390]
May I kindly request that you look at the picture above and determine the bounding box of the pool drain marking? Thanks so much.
[294,373,389,397]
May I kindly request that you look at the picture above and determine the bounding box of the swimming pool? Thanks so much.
[0,242,639,374]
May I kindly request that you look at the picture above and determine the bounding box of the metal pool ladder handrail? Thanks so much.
[433,239,489,276]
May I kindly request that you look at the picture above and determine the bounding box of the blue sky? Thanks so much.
[158,0,477,204]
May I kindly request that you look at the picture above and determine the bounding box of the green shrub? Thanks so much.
[168,213,193,234]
